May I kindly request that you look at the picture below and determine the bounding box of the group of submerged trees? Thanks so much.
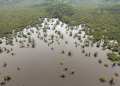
[100,75,116,85]
[0,16,120,85]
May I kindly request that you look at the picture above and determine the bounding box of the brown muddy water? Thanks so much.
[0,18,120,86]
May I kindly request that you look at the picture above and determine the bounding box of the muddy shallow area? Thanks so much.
[0,18,120,86]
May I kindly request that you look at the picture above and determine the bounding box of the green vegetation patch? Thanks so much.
[98,59,102,63]
[104,63,109,67]
[114,72,119,76]
[60,61,63,65]
[0,40,3,44]
[107,52,120,61]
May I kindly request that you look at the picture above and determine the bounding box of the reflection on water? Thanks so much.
[0,18,119,86]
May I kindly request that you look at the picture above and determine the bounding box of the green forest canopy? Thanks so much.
[0,0,120,42]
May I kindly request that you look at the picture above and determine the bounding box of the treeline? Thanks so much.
[41,1,120,42]
[0,0,120,43]
[0,3,50,37]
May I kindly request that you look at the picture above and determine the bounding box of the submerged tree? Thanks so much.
[51,47,53,50]
[28,36,31,43]
[70,31,72,36]
[65,41,68,44]
[3,61,7,67]
[68,50,72,55]
[110,76,116,85]
[82,49,85,53]
[78,35,81,40]
[64,66,67,70]
[60,72,65,77]
[89,52,91,56]
[71,69,74,74]
[94,52,98,57]
[0,47,3,52]
[62,50,64,53]
[100,75,107,82]
[0,79,4,85]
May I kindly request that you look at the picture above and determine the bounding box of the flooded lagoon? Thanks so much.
[0,18,120,86]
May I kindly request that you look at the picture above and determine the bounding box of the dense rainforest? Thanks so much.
[0,0,120,42]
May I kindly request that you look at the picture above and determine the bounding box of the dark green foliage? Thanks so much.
[118,62,120,66]
[62,15,71,24]
[0,47,2,52]
[82,49,85,53]
[107,44,112,49]
[0,1,120,43]
[80,40,82,42]
[9,43,13,45]
[102,43,107,47]
[46,2,74,19]
[103,47,107,50]
[104,63,109,67]
[107,52,120,61]
[0,40,2,44]
[0,3,44,37]
[27,32,31,35]
[98,59,102,63]
[96,42,100,47]
[62,50,64,53]
[22,34,27,38]
[114,72,119,76]
[112,47,119,52]
[118,51,120,55]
